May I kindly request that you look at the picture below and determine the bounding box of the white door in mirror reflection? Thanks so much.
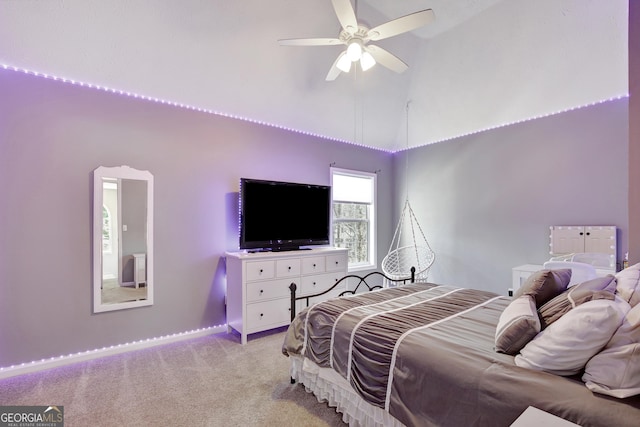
[93,166,154,313]
[102,181,118,286]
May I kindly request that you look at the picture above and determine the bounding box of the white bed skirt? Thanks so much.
[290,356,405,427]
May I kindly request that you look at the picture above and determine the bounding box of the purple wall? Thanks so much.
[394,98,629,295]
[0,68,394,367]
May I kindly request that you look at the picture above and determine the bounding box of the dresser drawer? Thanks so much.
[246,300,291,330]
[246,278,293,303]
[246,260,275,281]
[301,256,325,275]
[326,253,348,272]
[276,258,301,277]
[299,272,344,296]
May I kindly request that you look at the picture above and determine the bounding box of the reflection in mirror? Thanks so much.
[93,166,153,313]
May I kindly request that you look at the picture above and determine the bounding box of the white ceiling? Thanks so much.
[0,0,628,151]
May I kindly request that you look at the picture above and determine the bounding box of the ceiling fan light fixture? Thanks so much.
[346,41,363,61]
[279,1,435,81]
[336,53,352,73]
[360,51,376,71]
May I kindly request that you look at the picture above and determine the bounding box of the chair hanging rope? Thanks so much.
[382,101,435,281]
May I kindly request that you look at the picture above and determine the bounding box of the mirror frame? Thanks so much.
[93,165,154,313]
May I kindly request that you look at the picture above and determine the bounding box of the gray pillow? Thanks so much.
[539,275,616,329]
[495,295,541,355]
[513,269,572,307]
[539,290,614,329]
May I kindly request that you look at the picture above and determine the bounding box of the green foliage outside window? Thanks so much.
[333,202,370,265]
[102,206,112,253]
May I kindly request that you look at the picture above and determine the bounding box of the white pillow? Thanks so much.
[583,303,640,397]
[514,298,629,376]
[615,262,640,307]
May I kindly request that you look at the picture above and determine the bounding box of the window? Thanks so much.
[102,205,113,254]
[331,168,376,271]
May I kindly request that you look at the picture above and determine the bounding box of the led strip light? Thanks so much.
[0,63,392,152]
[0,324,227,380]
[1,63,628,153]
[395,93,630,152]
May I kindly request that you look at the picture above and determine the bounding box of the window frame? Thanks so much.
[330,167,377,272]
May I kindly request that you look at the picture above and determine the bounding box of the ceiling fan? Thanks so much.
[278,0,435,81]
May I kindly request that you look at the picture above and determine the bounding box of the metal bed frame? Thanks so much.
[288,266,416,322]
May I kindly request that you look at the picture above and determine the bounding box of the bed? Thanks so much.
[282,268,640,427]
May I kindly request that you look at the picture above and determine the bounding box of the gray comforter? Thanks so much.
[282,283,640,427]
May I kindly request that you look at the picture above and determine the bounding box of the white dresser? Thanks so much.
[225,247,348,344]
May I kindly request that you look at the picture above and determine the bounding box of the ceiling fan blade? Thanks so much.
[367,9,435,41]
[278,37,342,46]
[326,51,347,81]
[331,0,358,34]
[365,45,408,74]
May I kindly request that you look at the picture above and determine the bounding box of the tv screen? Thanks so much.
[239,178,331,251]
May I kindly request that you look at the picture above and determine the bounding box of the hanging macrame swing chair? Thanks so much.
[382,198,435,281]
[382,103,435,282]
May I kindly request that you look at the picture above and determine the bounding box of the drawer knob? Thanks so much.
[259,269,264,273]
[335,261,339,265]
[288,266,292,270]
[313,282,316,286]
[260,313,264,317]
[260,289,264,294]
[313,263,316,267]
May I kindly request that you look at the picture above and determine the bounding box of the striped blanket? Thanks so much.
[282,283,640,427]
[283,283,508,424]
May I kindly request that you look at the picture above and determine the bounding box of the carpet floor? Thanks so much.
[0,328,346,426]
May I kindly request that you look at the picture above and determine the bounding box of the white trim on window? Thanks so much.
[330,167,377,271]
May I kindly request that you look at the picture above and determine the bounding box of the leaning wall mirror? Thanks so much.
[93,165,154,313]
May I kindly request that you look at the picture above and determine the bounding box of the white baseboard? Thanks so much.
[0,324,227,380]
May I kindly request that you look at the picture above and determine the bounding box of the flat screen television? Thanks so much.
[239,178,331,252]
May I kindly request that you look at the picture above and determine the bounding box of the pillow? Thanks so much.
[542,261,597,287]
[583,303,640,398]
[538,276,616,329]
[514,297,629,376]
[615,263,640,307]
[585,274,617,293]
[495,295,540,355]
[513,269,572,307]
